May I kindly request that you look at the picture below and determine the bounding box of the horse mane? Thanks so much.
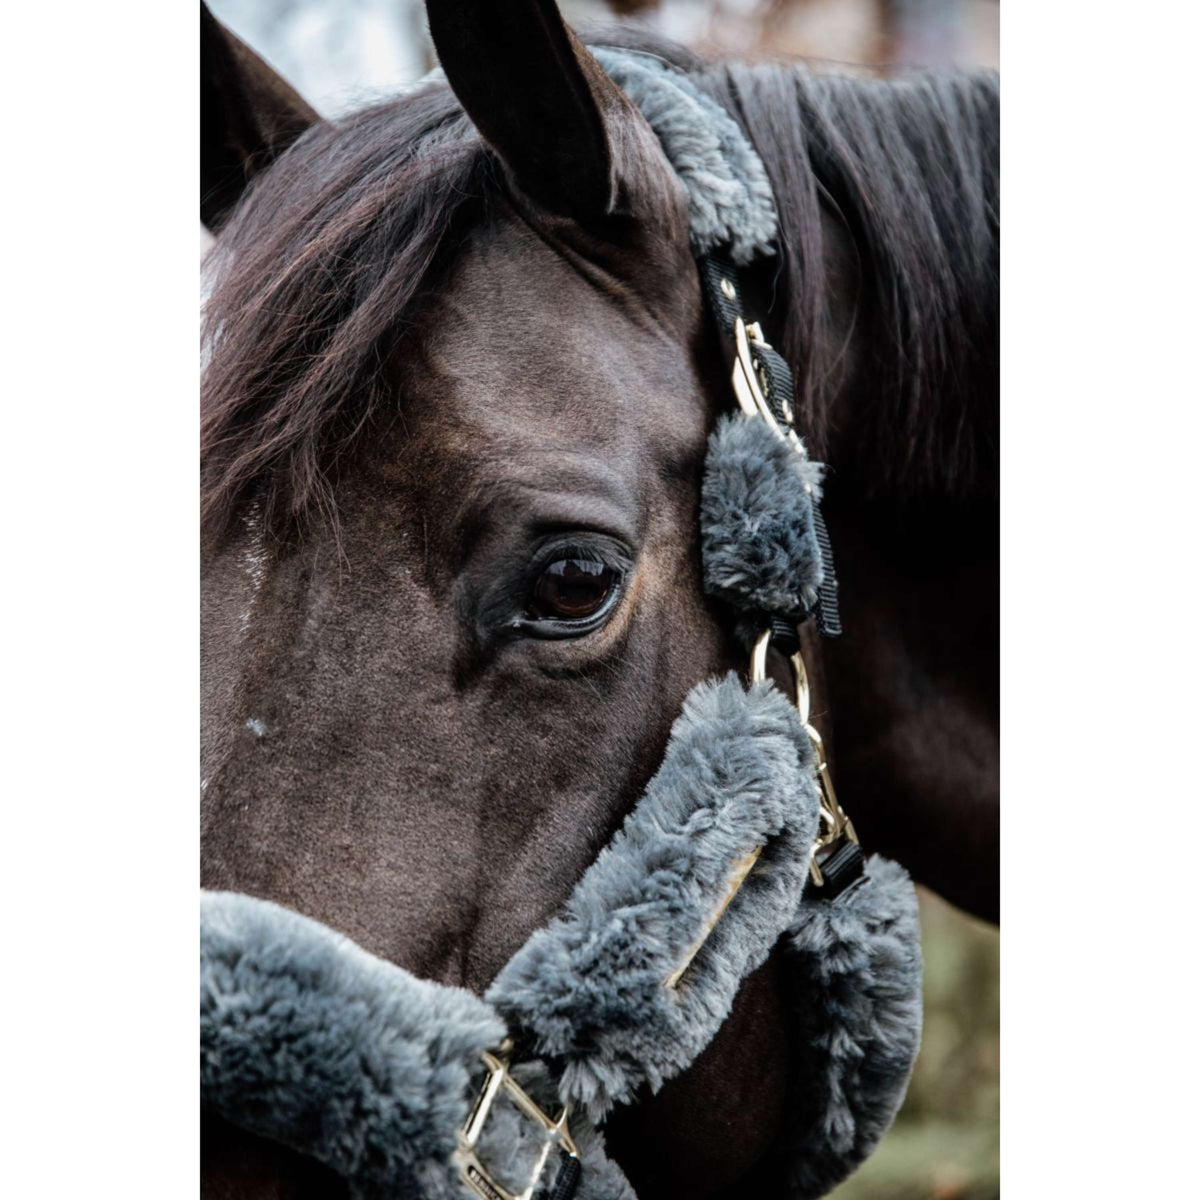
[696,53,999,499]
[201,33,998,543]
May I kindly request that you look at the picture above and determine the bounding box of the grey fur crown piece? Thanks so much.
[594,47,777,263]
[408,47,778,263]
[701,413,826,621]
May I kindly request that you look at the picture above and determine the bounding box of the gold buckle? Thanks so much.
[750,629,858,886]
[453,1041,578,1200]
[731,316,806,458]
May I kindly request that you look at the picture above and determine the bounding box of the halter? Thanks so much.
[201,48,922,1200]
[599,47,858,893]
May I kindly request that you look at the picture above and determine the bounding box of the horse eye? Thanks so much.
[527,558,618,622]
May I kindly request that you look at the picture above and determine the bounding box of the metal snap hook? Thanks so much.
[750,627,859,888]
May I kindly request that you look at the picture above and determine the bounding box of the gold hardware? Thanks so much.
[662,619,860,990]
[665,844,763,990]
[728,297,848,884]
[454,1041,578,1200]
[731,317,806,458]
[750,628,858,886]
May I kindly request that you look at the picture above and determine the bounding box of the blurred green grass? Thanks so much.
[828,889,999,1200]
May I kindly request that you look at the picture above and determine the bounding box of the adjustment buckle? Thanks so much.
[454,1041,580,1200]
[731,317,806,458]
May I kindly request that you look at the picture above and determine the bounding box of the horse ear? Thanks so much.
[201,2,320,230]
[425,0,625,220]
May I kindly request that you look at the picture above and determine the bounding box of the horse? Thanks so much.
[200,2,998,1196]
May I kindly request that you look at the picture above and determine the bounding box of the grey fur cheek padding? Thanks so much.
[701,413,826,621]
[778,858,923,1200]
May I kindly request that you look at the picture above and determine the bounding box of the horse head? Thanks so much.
[201,3,997,1195]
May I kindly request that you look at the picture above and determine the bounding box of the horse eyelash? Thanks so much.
[528,538,629,578]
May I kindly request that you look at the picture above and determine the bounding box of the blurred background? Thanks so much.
[206,0,998,118]
[204,3,1000,1197]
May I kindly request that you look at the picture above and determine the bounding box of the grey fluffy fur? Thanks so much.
[594,48,777,263]
[412,49,777,263]
[701,413,826,620]
[201,892,636,1200]
[201,891,504,1200]
[200,680,922,1199]
[778,858,924,1199]
[488,673,820,1121]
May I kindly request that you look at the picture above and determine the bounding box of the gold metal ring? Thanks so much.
[749,627,811,725]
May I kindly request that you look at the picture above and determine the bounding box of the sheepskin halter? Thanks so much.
[201,49,923,1200]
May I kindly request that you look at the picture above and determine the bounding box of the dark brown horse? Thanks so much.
[200,2,997,1196]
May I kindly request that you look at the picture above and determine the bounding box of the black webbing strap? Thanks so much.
[698,250,745,339]
[815,840,866,902]
[768,615,801,657]
[810,505,842,639]
[698,250,841,639]
[548,1155,583,1200]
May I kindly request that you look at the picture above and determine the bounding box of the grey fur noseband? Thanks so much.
[203,681,918,1199]
[201,47,922,1200]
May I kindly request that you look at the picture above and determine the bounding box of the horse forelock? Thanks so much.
[200,81,487,546]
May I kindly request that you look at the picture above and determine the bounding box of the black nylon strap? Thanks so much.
[768,615,801,657]
[810,503,842,639]
[698,250,744,341]
[548,1155,582,1200]
[815,840,866,902]
[697,251,841,639]
[755,341,798,429]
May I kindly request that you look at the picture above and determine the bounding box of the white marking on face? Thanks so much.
[238,497,268,634]
[245,717,267,738]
